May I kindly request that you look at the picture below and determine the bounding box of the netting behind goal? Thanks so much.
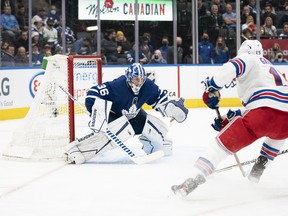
[2,55,102,160]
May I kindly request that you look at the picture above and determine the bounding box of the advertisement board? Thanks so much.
[261,39,288,60]
[1,64,288,120]
[78,0,173,21]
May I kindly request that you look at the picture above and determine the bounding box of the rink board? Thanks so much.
[0,64,287,120]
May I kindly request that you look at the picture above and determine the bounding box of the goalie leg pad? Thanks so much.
[64,116,135,164]
[64,132,113,164]
[140,114,172,156]
[108,115,135,142]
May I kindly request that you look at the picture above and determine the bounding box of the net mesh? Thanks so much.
[2,55,101,160]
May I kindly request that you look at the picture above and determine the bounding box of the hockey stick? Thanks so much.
[216,108,246,177]
[214,148,288,174]
[58,84,164,165]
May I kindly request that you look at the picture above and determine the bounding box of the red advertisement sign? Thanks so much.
[260,39,288,58]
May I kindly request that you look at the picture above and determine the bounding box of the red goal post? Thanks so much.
[2,55,102,160]
[67,55,102,142]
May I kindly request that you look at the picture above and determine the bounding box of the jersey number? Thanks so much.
[97,84,109,96]
[269,67,288,86]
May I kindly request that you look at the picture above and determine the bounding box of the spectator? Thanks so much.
[15,3,28,31]
[206,0,226,14]
[260,0,278,11]
[277,10,288,28]
[150,49,167,64]
[56,15,76,45]
[198,32,215,64]
[263,16,278,38]
[198,0,208,17]
[1,0,15,14]
[248,0,257,14]
[14,46,29,66]
[45,5,60,26]
[15,30,29,51]
[72,37,93,55]
[183,45,203,64]
[241,27,254,42]
[43,17,58,49]
[267,43,286,62]
[32,43,44,66]
[158,35,170,61]
[126,42,149,64]
[36,7,47,22]
[115,30,131,63]
[278,0,288,10]
[142,32,154,54]
[1,44,15,67]
[141,42,152,62]
[240,5,256,25]
[1,40,10,51]
[261,4,278,26]
[259,25,271,39]
[77,44,91,55]
[167,36,184,64]
[101,29,118,64]
[214,36,230,64]
[42,44,52,58]
[31,31,43,49]
[222,4,237,31]
[1,5,20,41]
[273,52,288,63]
[207,4,224,44]
[242,15,257,37]
[279,22,288,39]
[31,15,44,45]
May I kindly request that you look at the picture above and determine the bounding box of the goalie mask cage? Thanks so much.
[2,55,102,160]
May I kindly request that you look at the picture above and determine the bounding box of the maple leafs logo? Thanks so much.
[104,0,114,9]
[122,104,139,120]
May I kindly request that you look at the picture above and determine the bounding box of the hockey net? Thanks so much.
[2,55,102,160]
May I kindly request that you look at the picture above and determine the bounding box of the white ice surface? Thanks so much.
[0,108,287,216]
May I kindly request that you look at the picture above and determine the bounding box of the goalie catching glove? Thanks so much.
[202,77,221,110]
[211,109,242,132]
[156,97,188,123]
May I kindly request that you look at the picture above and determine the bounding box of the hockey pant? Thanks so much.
[194,107,288,177]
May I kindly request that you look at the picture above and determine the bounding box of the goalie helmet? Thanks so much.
[125,63,147,95]
[238,40,263,56]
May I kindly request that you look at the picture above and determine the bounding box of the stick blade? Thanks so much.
[132,150,165,165]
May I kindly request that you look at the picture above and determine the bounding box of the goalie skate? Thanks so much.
[171,174,206,197]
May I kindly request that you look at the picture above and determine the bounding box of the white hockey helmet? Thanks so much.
[125,63,147,95]
[238,40,263,56]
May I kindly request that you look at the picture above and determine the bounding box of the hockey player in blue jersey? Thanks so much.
[64,63,188,164]
[171,40,288,196]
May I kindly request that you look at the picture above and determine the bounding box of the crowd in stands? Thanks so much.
[1,0,288,67]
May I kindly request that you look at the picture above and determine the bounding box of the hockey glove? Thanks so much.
[202,77,221,110]
[156,98,188,123]
[211,109,242,132]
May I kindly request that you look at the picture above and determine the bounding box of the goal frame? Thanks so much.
[67,55,102,142]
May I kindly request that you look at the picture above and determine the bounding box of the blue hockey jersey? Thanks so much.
[85,75,168,118]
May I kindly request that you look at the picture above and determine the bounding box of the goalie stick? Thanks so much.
[214,148,288,174]
[216,108,246,177]
[57,85,164,165]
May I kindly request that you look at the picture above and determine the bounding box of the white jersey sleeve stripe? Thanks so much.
[244,89,288,106]
[229,58,246,77]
